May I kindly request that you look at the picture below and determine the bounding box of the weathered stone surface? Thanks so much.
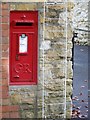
[47,3,74,12]
[67,11,74,22]
[51,42,66,49]
[45,91,64,98]
[2,0,46,2]
[21,111,34,118]
[67,24,73,39]
[45,26,72,39]
[37,3,44,9]
[66,97,72,102]
[51,67,65,79]
[45,25,64,31]
[45,31,65,40]
[67,2,75,12]
[37,110,42,118]
[72,2,88,45]
[66,103,72,119]
[10,4,16,10]
[45,18,66,28]
[45,104,64,116]
[10,94,22,104]
[46,11,59,18]
[8,1,73,119]
[37,99,42,108]
[67,42,72,49]
[16,4,37,10]
[40,40,51,50]
[39,66,66,81]
[20,104,33,109]
[59,11,67,24]
[66,80,72,98]
[44,55,66,63]
[45,80,64,91]
[45,91,65,103]
[39,12,44,23]
[45,97,64,104]
[67,61,73,79]
[47,0,64,2]
[3,1,88,119]
[45,49,66,58]
[47,4,66,11]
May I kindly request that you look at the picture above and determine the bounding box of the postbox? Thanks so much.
[10,11,38,85]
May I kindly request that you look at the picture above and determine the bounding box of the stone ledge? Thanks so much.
[1,0,46,2]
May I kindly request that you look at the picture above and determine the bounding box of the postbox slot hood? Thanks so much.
[15,20,34,23]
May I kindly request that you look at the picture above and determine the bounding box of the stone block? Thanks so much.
[45,18,66,27]
[47,4,66,11]
[10,94,22,104]
[20,104,34,111]
[45,92,65,103]
[45,25,65,32]
[21,111,34,118]
[40,40,51,50]
[46,114,65,119]
[47,0,64,2]
[46,11,60,18]
[67,11,74,22]
[10,4,16,10]
[66,102,72,119]
[2,0,46,2]
[37,3,44,9]
[39,12,44,24]
[45,79,65,91]
[67,48,72,58]
[45,104,64,117]
[45,48,66,59]
[66,81,72,101]
[67,2,75,12]
[51,41,66,49]
[37,110,42,118]
[67,42,72,49]
[37,99,42,108]
[15,3,37,10]
[67,61,73,79]
[51,68,65,79]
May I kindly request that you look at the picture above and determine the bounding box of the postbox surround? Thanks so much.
[9,11,38,85]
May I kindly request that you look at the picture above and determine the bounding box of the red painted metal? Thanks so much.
[10,11,38,85]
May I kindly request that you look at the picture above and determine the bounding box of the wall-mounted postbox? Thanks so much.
[10,11,38,85]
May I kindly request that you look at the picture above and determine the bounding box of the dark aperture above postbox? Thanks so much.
[10,11,38,85]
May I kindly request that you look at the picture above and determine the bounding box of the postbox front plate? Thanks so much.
[10,11,38,85]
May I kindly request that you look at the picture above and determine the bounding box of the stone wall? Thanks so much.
[0,1,2,119]
[44,2,74,118]
[1,0,46,2]
[0,1,74,119]
[72,1,89,45]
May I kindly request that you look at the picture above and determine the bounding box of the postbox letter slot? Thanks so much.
[16,22,33,26]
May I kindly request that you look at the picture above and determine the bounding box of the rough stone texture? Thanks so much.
[0,2,2,118]
[45,104,64,118]
[2,0,46,2]
[44,2,73,119]
[1,1,74,119]
[72,2,89,45]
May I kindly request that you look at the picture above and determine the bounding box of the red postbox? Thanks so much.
[10,11,38,85]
